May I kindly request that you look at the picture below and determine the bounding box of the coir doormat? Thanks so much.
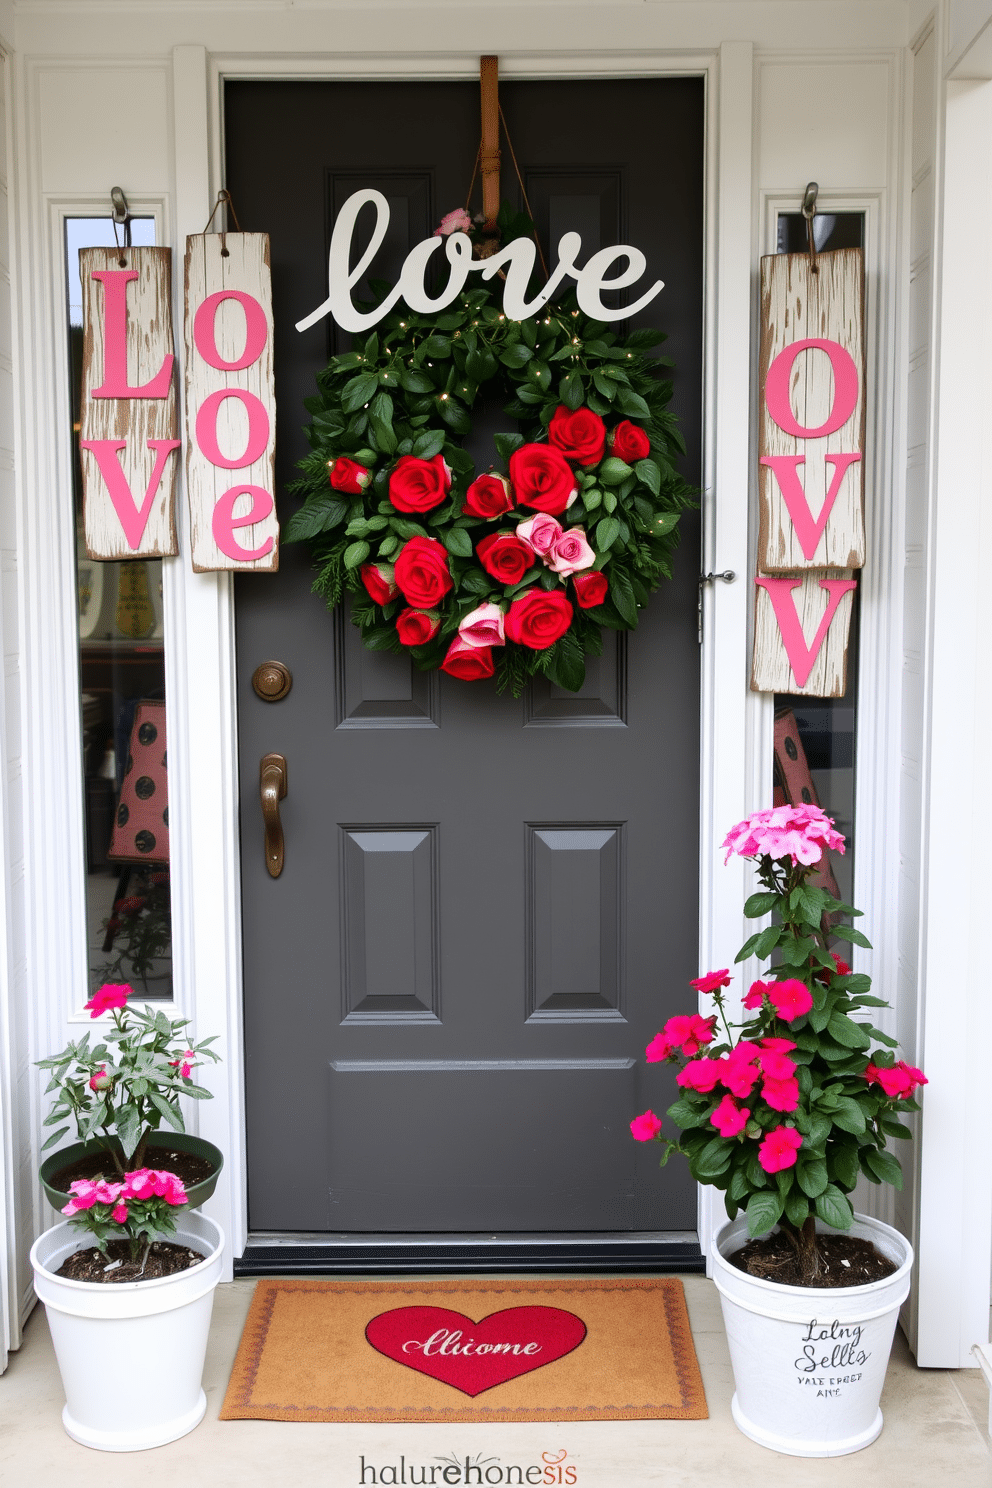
[219,1278,707,1423]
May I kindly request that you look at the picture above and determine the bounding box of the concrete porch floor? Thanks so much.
[2,1275,990,1487]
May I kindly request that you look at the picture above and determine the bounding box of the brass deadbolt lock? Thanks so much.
[252,660,293,703]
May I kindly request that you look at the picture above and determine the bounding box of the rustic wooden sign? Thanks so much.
[758,248,865,573]
[79,246,180,560]
[751,571,857,697]
[184,232,278,572]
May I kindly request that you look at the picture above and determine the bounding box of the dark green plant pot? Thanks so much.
[40,1130,223,1213]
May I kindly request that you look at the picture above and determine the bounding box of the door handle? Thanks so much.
[259,752,288,878]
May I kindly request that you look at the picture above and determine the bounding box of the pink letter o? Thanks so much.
[764,337,859,439]
[211,484,275,562]
[193,290,268,371]
[195,388,270,469]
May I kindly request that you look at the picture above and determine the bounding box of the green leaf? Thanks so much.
[40,1126,71,1152]
[437,397,471,434]
[599,457,633,486]
[343,541,371,570]
[746,1189,784,1237]
[546,631,585,693]
[814,1185,854,1230]
[424,334,451,357]
[560,371,584,410]
[831,1097,867,1136]
[115,1105,141,1161]
[828,1013,871,1050]
[615,387,651,419]
[666,1098,708,1130]
[634,458,661,496]
[444,527,473,558]
[796,1158,829,1198]
[499,343,532,369]
[861,1147,903,1189]
[831,924,873,949]
[744,891,780,918]
[401,369,435,395]
[340,372,379,414]
[595,516,621,551]
[609,566,638,627]
[148,1090,184,1132]
[494,432,524,463]
[283,495,348,543]
[411,429,446,459]
[694,1137,732,1179]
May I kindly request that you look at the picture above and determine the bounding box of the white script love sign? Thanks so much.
[296,189,664,335]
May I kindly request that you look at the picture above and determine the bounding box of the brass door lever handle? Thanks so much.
[259,752,288,878]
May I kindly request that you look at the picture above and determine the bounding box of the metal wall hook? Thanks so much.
[110,186,129,224]
[801,181,818,220]
[697,570,736,645]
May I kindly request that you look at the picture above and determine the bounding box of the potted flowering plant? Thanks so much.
[30,1164,224,1450]
[36,982,223,1212]
[633,805,925,1457]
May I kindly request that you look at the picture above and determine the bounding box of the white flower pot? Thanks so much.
[712,1212,913,1458]
[30,1209,224,1452]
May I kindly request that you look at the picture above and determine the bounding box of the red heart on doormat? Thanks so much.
[365,1305,587,1397]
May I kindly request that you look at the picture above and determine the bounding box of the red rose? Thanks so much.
[329,456,370,494]
[476,532,535,586]
[393,537,453,607]
[463,473,514,519]
[389,454,451,514]
[509,444,577,516]
[441,637,495,680]
[395,607,441,646]
[573,570,609,608]
[549,406,606,466]
[504,588,574,650]
[360,561,398,605]
[609,421,650,464]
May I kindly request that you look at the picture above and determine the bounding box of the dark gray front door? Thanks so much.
[227,78,704,1235]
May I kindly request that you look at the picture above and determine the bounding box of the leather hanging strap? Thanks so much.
[480,55,501,233]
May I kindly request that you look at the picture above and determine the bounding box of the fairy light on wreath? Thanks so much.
[284,211,694,696]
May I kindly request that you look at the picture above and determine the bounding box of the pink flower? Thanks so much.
[759,1037,797,1053]
[515,511,563,558]
[645,1031,675,1062]
[630,1109,663,1142]
[434,207,473,237]
[676,1058,723,1094]
[710,1094,750,1138]
[721,804,845,867]
[757,1047,797,1082]
[758,1126,803,1173]
[111,1202,128,1223]
[88,1065,111,1091]
[657,1013,717,1057]
[865,1061,927,1100]
[547,527,596,578]
[169,1049,196,1079]
[457,602,506,649]
[767,979,814,1021]
[122,1168,188,1205]
[743,979,770,1010]
[84,983,131,1018]
[690,969,732,995]
[760,1074,800,1112]
[719,1042,761,1098]
[61,1178,122,1215]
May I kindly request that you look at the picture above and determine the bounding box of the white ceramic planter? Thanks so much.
[712,1212,913,1458]
[30,1209,224,1452]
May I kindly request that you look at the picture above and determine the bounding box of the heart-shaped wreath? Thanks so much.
[286,258,693,694]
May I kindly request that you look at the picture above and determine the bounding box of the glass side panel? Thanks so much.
[66,216,173,1000]
[772,211,865,906]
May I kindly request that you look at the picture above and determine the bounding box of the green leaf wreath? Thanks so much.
[286,228,695,695]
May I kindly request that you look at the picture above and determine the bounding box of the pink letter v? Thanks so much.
[760,453,861,562]
[80,439,180,550]
[755,575,857,689]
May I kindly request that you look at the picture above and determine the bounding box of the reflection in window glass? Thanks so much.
[771,212,865,907]
[66,216,173,1000]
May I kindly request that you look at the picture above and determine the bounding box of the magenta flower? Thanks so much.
[111,1202,128,1224]
[721,804,845,867]
[690,969,732,995]
[865,1061,927,1100]
[758,1037,797,1054]
[630,1109,663,1142]
[760,1074,801,1112]
[645,1030,675,1062]
[758,1126,803,1173]
[676,1058,723,1094]
[87,1064,111,1091]
[710,1094,750,1138]
[168,1049,196,1079]
[757,1047,797,1082]
[84,983,131,1018]
[61,1177,122,1215]
[743,979,770,1010]
[766,979,814,1021]
[718,1042,761,1098]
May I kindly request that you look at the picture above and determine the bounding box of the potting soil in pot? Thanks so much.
[49,1147,213,1193]
[55,1240,206,1283]
[729,1232,897,1287]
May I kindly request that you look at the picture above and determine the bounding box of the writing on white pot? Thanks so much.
[794,1318,872,1397]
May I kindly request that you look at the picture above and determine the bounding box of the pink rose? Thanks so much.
[676,1058,723,1094]
[690,969,732,995]
[760,1075,800,1112]
[710,1095,750,1138]
[458,603,505,649]
[758,1126,803,1173]
[547,527,596,578]
[84,983,131,1018]
[516,511,563,558]
[434,208,473,237]
[766,979,814,1021]
[630,1109,663,1142]
[440,636,494,681]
